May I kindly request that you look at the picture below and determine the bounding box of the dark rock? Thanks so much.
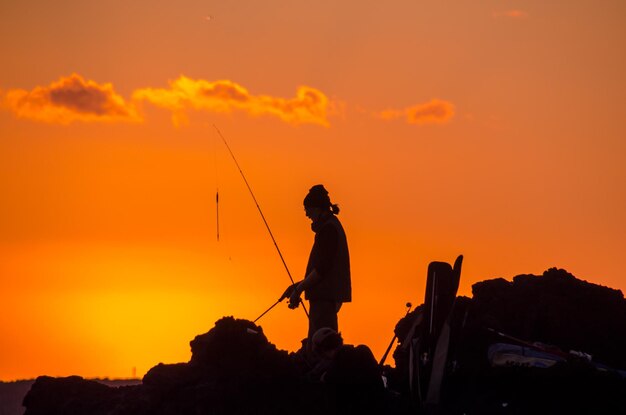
[21,270,626,415]
[23,317,311,415]
[142,363,200,389]
[23,376,120,415]
[468,268,626,369]
[391,268,626,414]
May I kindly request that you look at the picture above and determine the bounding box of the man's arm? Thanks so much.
[288,225,338,308]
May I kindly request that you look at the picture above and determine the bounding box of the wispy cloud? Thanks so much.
[133,76,330,127]
[2,74,140,124]
[377,99,455,125]
[492,10,529,19]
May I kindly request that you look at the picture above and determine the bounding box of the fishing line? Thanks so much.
[212,131,220,242]
[216,191,219,242]
[213,124,308,319]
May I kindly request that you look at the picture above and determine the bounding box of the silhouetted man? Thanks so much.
[282,184,352,344]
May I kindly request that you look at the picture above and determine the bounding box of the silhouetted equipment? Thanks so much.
[420,255,463,406]
[212,132,220,242]
[398,255,463,410]
[213,124,308,319]
[379,302,412,367]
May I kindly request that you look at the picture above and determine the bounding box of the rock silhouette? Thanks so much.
[469,268,626,369]
[23,317,331,415]
[391,268,626,413]
[22,269,626,414]
[142,318,305,415]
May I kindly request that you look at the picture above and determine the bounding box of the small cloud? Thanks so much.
[492,10,529,19]
[134,76,330,127]
[377,99,455,125]
[407,100,455,124]
[2,74,140,124]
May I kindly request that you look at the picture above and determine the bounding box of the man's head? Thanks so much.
[304,184,331,208]
[304,184,339,220]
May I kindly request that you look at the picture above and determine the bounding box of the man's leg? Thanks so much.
[308,300,339,340]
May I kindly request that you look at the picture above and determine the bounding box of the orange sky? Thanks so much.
[1,1,625,381]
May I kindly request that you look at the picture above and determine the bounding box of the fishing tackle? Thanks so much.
[379,302,413,366]
[216,190,219,241]
[213,124,308,319]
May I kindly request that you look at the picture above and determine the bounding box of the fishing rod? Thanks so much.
[213,124,308,319]
[253,298,283,323]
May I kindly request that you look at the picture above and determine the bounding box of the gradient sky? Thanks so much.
[1,0,625,381]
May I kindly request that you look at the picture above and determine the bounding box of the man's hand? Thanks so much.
[288,290,302,309]
[280,283,297,301]
[284,282,303,309]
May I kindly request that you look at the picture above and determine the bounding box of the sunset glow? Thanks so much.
[1,1,625,381]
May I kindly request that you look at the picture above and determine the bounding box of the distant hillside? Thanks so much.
[0,380,32,415]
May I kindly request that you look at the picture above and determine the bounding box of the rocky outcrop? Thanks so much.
[23,317,324,415]
[138,318,306,415]
[391,268,626,414]
[22,269,626,414]
[469,268,626,369]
